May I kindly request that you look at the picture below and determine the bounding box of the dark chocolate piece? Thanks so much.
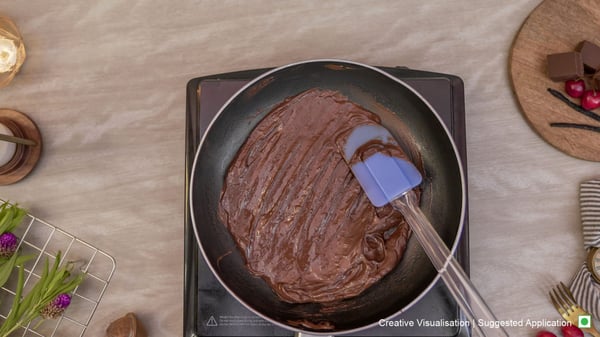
[577,40,600,72]
[547,51,584,81]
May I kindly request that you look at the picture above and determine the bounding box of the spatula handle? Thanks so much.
[392,192,509,337]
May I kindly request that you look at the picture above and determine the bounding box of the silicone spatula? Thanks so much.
[338,124,508,337]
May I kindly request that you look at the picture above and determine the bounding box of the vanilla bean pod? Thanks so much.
[547,88,600,122]
[550,122,600,134]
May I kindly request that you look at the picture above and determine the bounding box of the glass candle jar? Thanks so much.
[0,15,25,89]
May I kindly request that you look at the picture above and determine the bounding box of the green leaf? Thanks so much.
[0,251,86,337]
[0,253,34,290]
[0,206,12,233]
[0,263,25,336]
[0,201,27,234]
[0,253,18,288]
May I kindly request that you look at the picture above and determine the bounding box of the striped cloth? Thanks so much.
[570,179,600,320]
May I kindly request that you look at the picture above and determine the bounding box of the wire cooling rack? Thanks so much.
[0,208,116,337]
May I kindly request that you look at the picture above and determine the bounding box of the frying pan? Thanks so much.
[190,60,466,335]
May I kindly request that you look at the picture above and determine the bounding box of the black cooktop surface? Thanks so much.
[184,66,470,337]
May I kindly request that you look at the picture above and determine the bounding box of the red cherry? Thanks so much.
[581,90,600,110]
[561,325,584,337]
[565,79,586,98]
[535,330,557,337]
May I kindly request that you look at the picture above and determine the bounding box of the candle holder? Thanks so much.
[0,118,26,175]
[0,14,25,89]
[0,109,42,185]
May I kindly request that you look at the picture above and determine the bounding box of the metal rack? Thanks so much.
[0,209,116,337]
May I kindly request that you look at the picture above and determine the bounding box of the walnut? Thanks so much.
[106,312,148,337]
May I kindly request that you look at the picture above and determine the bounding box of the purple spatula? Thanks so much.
[339,124,508,337]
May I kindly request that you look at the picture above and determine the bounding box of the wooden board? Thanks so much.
[510,0,600,161]
[0,109,42,185]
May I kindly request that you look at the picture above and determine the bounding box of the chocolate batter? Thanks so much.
[218,88,414,303]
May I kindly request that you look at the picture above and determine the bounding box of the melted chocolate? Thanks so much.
[218,89,413,303]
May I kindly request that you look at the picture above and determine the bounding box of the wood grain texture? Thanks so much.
[1,1,599,336]
[510,0,600,161]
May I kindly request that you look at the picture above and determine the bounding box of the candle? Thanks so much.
[0,122,16,167]
[0,15,25,89]
[0,37,16,73]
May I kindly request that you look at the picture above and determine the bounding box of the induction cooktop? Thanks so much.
[184,66,470,337]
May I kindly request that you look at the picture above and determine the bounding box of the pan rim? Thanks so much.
[189,59,467,335]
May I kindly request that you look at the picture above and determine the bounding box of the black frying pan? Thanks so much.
[190,60,465,335]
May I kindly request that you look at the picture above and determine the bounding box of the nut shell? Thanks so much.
[106,312,148,337]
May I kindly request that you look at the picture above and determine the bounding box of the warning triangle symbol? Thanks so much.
[206,316,218,326]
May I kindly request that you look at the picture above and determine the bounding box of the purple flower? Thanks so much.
[0,232,18,258]
[40,293,71,319]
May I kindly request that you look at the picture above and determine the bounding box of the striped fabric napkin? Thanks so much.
[570,179,600,319]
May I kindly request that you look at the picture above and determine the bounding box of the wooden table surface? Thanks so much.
[1,1,597,336]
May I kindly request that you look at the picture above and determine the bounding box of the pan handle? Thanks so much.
[392,191,509,337]
[295,333,333,337]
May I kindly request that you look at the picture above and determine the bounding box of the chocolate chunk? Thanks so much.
[577,40,600,72]
[547,52,584,81]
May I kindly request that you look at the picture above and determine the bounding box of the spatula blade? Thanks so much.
[339,124,422,207]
